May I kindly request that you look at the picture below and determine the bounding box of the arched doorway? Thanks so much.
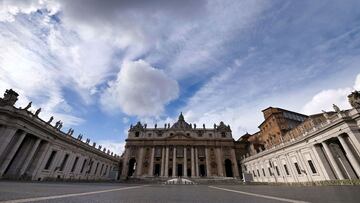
[177,164,183,176]
[199,164,206,176]
[225,159,233,177]
[127,158,136,177]
[154,164,161,176]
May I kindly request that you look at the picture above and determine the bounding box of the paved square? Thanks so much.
[0,181,360,203]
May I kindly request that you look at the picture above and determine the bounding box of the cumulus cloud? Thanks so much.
[101,60,179,117]
[302,73,360,114]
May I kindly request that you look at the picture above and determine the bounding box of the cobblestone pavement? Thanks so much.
[0,181,360,203]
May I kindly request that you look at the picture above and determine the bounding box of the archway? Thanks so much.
[127,158,136,177]
[154,164,161,176]
[225,159,233,177]
[199,164,206,176]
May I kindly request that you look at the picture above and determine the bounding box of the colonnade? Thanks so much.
[246,133,360,183]
[125,145,240,178]
[0,126,116,181]
[319,134,360,180]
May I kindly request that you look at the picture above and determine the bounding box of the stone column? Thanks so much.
[161,147,165,176]
[195,147,199,177]
[136,147,144,177]
[296,151,312,182]
[19,138,42,176]
[165,146,169,177]
[284,154,299,182]
[322,142,344,180]
[184,147,187,177]
[205,147,211,177]
[51,150,64,178]
[311,145,331,180]
[231,148,240,177]
[148,147,155,176]
[216,147,224,176]
[0,127,17,156]
[172,147,176,177]
[191,147,195,177]
[0,131,27,176]
[338,135,360,177]
[31,142,50,179]
[121,147,130,178]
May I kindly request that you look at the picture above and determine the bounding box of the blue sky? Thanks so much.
[1,0,360,155]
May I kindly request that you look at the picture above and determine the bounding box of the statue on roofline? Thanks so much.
[333,104,341,113]
[24,102,32,110]
[47,116,54,124]
[34,108,41,117]
[348,90,360,109]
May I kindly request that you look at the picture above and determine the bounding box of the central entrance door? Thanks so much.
[154,164,161,176]
[225,159,233,177]
[177,164,183,177]
[199,164,206,177]
[127,158,136,177]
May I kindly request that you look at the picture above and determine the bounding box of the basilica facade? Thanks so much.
[121,113,240,179]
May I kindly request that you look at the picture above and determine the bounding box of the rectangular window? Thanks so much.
[275,166,280,176]
[262,168,266,176]
[94,162,99,175]
[253,170,256,177]
[307,160,317,174]
[294,162,301,175]
[80,159,87,173]
[257,169,260,177]
[284,164,290,175]
[268,167,273,176]
[177,147,184,158]
[71,157,79,172]
[44,151,57,170]
[155,147,162,158]
[198,148,205,157]
[104,165,108,176]
[59,154,69,171]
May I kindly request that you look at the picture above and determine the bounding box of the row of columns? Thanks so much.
[0,127,114,181]
[132,145,239,178]
[321,134,360,180]
[0,129,45,178]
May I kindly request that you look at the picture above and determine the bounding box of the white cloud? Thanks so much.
[302,73,360,114]
[0,0,59,22]
[100,60,179,117]
[97,140,126,156]
[0,8,86,126]
[183,107,263,140]
[302,88,352,114]
[354,74,360,90]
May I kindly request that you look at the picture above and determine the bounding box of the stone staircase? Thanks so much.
[122,177,244,185]
[190,177,244,185]
[164,178,196,185]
